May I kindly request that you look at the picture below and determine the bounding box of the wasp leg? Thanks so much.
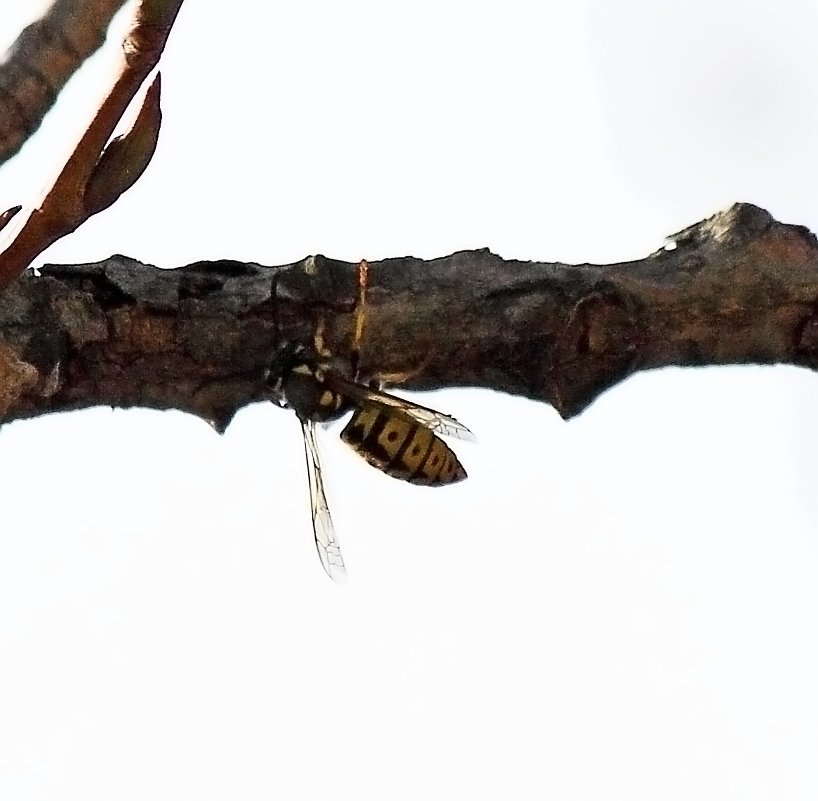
[373,351,436,387]
[350,258,369,382]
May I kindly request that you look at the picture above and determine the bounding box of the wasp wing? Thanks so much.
[324,373,476,442]
[391,400,475,442]
[300,419,347,583]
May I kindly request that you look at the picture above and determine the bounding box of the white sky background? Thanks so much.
[0,1,817,798]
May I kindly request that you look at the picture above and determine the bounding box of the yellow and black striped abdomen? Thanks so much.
[340,405,466,486]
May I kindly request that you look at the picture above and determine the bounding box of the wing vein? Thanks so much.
[301,420,347,583]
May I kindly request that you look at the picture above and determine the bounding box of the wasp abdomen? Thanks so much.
[340,406,467,486]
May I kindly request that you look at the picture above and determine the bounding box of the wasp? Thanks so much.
[269,260,474,581]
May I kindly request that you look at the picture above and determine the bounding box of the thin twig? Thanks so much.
[0,0,131,166]
[0,0,184,290]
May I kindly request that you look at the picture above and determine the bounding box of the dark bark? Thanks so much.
[0,203,815,431]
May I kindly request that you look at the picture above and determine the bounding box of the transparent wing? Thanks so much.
[301,420,347,583]
[324,373,476,442]
[392,400,475,442]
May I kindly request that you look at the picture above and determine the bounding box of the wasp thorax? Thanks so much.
[283,363,350,423]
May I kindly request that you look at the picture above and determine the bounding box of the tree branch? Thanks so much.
[0,0,183,289]
[0,0,131,166]
[0,203,814,431]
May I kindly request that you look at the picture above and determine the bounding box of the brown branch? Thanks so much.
[0,0,183,290]
[0,203,814,432]
[0,0,130,166]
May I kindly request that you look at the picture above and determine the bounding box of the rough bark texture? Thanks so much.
[0,203,815,431]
